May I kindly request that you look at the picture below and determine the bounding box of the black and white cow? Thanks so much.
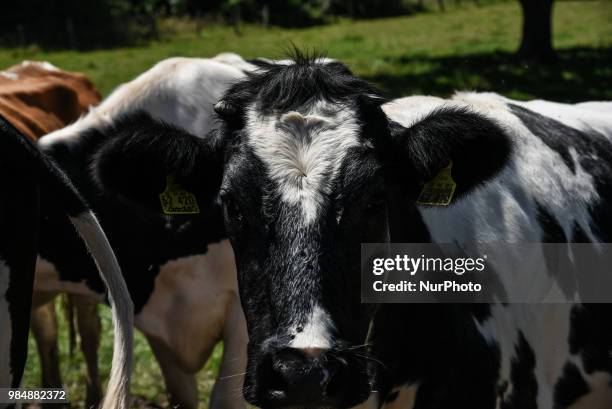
[0,114,133,409]
[35,54,257,409]
[79,54,612,409]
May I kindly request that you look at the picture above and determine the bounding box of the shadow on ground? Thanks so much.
[365,46,612,102]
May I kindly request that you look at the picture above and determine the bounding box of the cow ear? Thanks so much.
[91,116,224,213]
[385,107,512,200]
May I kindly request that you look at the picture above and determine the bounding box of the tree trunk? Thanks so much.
[517,0,556,62]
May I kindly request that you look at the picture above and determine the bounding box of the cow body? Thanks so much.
[374,93,612,409]
[72,55,612,409]
[0,137,39,391]
[37,55,253,408]
[0,60,112,405]
[0,61,100,141]
[0,113,133,409]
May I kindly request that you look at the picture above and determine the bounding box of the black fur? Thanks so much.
[0,114,91,391]
[219,51,383,130]
[502,332,538,409]
[384,107,513,201]
[370,304,499,409]
[510,104,612,242]
[91,111,225,213]
[40,111,227,312]
[0,116,40,390]
[553,362,590,408]
[537,203,567,243]
[568,304,612,376]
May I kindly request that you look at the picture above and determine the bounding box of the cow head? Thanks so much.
[93,53,511,408]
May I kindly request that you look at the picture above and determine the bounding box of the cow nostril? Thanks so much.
[265,347,351,406]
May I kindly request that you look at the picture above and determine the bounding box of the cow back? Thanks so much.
[0,61,100,141]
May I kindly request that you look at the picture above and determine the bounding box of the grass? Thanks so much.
[22,300,223,407]
[9,1,612,407]
[1,1,610,100]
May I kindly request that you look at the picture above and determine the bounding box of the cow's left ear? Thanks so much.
[383,107,512,199]
[90,115,225,213]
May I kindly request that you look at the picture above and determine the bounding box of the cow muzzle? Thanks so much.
[255,346,354,408]
[245,347,372,408]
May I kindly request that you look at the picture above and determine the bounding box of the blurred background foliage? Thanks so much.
[0,0,507,49]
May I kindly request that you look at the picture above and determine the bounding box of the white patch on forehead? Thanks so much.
[0,258,13,387]
[246,100,362,224]
[290,305,335,350]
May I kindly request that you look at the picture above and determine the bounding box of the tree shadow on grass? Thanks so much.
[364,46,612,102]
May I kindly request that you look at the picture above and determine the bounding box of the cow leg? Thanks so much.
[0,168,38,400]
[30,300,62,389]
[209,295,247,409]
[146,335,198,409]
[73,294,103,408]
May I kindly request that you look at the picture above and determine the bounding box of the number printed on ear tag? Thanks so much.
[159,176,200,215]
[416,161,456,206]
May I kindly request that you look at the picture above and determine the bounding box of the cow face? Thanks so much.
[93,54,511,408]
[215,62,391,409]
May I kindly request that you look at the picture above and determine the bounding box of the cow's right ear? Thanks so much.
[90,116,225,213]
[382,106,512,201]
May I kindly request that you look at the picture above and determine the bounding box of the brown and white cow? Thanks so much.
[0,61,100,140]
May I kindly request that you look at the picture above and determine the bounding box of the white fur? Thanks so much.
[20,60,60,71]
[246,100,362,224]
[253,57,337,66]
[383,93,601,245]
[211,52,259,72]
[134,242,239,372]
[69,212,133,409]
[383,92,612,408]
[517,99,612,137]
[289,305,335,350]
[0,259,12,387]
[0,71,18,80]
[39,56,248,148]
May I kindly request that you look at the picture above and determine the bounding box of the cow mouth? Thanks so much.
[245,344,377,409]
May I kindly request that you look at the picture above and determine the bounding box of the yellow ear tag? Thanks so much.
[416,161,456,206]
[159,176,200,215]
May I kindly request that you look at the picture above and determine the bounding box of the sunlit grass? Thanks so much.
[0,1,609,98]
[22,300,223,407]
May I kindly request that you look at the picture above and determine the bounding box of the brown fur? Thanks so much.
[0,61,100,141]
